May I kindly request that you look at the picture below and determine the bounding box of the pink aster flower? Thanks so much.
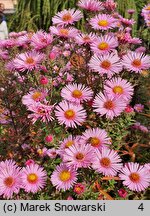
[0,160,22,199]
[119,162,150,192]
[134,104,144,113]
[75,32,96,45]
[89,14,118,31]
[12,51,45,72]
[90,35,118,55]
[51,163,78,191]
[25,159,35,167]
[93,93,127,120]
[74,183,85,195]
[22,90,47,106]
[77,0,103,12]
[104,77,134,102]
[27,102,54,124]
[63,143,95,169]
[144,163,150,174]
[50,26,78,38]
[52,9,83,26]
[21,164,47,193]
[104,0,117,11]
[55,101,87,128]
[92,148,122,176]
[31,30,53,50]
[81,128,111,150]
[89,52,122,77]
[61,83,93,104]
[122,51,150,73]
[46,148,58,159]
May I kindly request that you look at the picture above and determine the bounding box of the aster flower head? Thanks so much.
[122,51,150,73]
[52,9,83,26]
[134,104,144,113]
[21,163,47,193]
[104,77,134,102]
[74,183,85,195]
[90,35,118,55]
[63,143,95,169]
[75,32,96,45]
[22,89,47,106]
[93,92,127,120]
[89,14,118,31]
[77,0,103,12]
[92,148,122,176]
[12,51,45,72]
[89,52,122,77]
[61,83,93,104]
[31,30,53,50]
[81,128,111,150]
[119,162,150,192]
[27,102,54,124]
[50,26,78,38]
[55,101,87,128]
[0,160,23,199]
[51,163,78,191]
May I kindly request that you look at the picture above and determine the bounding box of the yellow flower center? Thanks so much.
[64,109,75,119]
[72,89,83,98]
[62,13,72,22]
[101,60,111,69]
[129,172,140,183]
[98,42,109,50]
[104,100,115,110]
[89,137,101,147]
[26,57,35,64]
[27,173,38,184]
[145,6,150,10]
[59,170,71,182]
[100,157,111,167]
[59,29,69,36]
[113,86,124,94]
[65,140,74,148]
[32,92,42,101]
[98,20,109,27]
[4,177,15,187]
[132,59,142,67]
[76,152,84,160]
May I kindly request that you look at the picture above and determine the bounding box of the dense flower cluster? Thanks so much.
[0,0,150,199]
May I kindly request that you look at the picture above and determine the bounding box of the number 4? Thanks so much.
[138,203,144,211]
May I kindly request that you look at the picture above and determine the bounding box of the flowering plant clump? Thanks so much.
[0,0,150,200]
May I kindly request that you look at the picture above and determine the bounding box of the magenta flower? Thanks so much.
[21,164,47,193]
[55,101,87,128]
[92,148,122,176]
[118,188,128,198]
[77,0,103,12]
[0,160,23,199]
[52,9,83,26]
[119,163,150,192]
[74,183,85,195]
[51,163,78,191]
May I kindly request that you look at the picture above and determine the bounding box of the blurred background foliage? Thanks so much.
[7,0,150,46]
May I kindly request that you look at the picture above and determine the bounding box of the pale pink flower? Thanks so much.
[104,77,134,102]
[104,0,117,11]
[134,104,144,113]
[50,26,78,38]
[22,90,47,106]
[51,163,78,191]
[81,128,111,150]
[0,160,22,199]
[46,148,58,159]
[52,9,83,26]
[92,148,122,176]
[119,163,150,192]
[63,143,95,169]
[12,51,45,72]
[55,101,87,128]
[27,102,54,123]
[89,14,118,31]
[21,164,47,193]
[77,0,103,12]
[61,83,93,104]
[93,93,127,119]
[31,30,53,50]
[89,52,122,77]
[90,35,118,55]
[75,32,96,45]
[122,51,150,73]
